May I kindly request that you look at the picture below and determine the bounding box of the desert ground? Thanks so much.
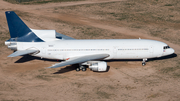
[0,0,180,100]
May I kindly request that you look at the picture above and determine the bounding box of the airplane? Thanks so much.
[5,11,175,72]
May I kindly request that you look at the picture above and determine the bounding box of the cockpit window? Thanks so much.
[163,46,170,49]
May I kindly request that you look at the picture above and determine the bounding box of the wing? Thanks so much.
[47,54,109,68]
[8,50,39,57]
[56,32,75,40]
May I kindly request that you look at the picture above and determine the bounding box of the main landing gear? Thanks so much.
[76,65,87,72]
[142,58,147,66]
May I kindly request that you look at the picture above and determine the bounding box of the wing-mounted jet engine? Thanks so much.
[78,61,107,72]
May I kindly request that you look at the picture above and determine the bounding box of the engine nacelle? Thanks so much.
[89,61,107,72]
[5,41,17,51]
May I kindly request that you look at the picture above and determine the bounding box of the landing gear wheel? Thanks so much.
[142,62,146,66]
[82,68,86,71]
[76,68,80,72]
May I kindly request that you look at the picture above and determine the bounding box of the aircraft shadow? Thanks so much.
[53,65,110,74]
[15,53,177,63]
[14,53,177,74]
[106,53,177,62]
[149,53,177,61]
[53,64,78,74]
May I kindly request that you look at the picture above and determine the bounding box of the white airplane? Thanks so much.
[5,11,175,72]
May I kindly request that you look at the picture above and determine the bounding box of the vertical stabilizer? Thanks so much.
[5,11,44,42]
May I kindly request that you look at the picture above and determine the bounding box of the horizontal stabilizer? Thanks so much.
[47,54,109,68]
[8,50,39,57]
[56,32,75,40]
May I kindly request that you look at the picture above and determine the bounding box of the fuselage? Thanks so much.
[5,11,175,71]
[16,39,174,60]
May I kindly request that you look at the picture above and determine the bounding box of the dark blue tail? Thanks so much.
[5,11,44,42]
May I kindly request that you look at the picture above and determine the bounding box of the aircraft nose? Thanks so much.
[170,48,175,54]
[167,48,175,55]
[162,48,175,56]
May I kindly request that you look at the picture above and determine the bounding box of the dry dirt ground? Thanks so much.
[0,0,180,101]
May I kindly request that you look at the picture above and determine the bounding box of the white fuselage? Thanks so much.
[17,39,174,60]
[5,11,175,70]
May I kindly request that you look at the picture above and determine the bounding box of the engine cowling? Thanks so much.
[5,41,17,51]
[89,61,107,72]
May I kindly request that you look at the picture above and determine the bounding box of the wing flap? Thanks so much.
[47,54,109,68]
[8,50,39,57]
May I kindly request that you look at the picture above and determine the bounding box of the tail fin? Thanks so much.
[5,11,44,42]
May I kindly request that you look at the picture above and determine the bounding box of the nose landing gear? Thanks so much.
[142,58,147,66]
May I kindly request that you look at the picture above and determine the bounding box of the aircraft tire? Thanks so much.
[76,68,80,72]
[82,68,86,71]
[142,62,146,66]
